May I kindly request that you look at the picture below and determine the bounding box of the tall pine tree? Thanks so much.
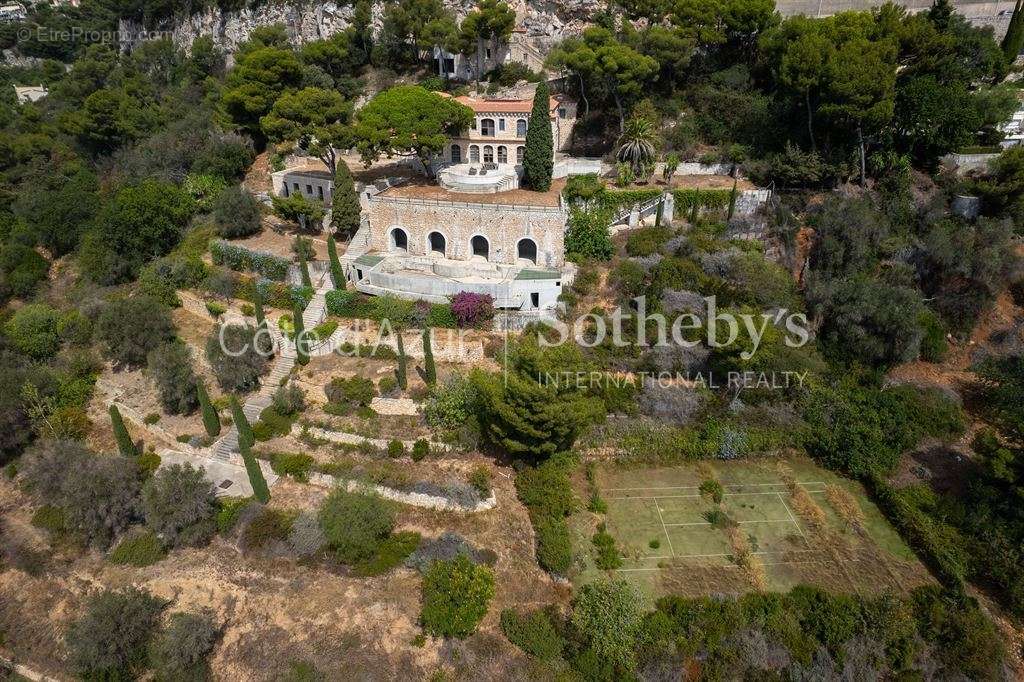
[230,395,254,449]
[522,81,554,192]
[327,234,343,288]
[331,160,362,239]
[109,403,136,457]
[422,328,436,386]
[196,381,220,438]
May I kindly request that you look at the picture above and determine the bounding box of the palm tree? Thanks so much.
[616,117,658,180]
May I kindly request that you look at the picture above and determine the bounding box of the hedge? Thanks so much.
[233,274,312,310]
[671,188,733,215]
[866,472,967,594]
[600,188,663,213]
[210,239,291,281]
[325,290,458,328]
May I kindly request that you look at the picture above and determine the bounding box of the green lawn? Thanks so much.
[572,457,931,604]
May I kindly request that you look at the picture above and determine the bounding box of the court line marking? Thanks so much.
[652,498,676,558]
[777,491,807,541]
[609,490,826,500]
[606,481,827,491]
[663,518,798,526]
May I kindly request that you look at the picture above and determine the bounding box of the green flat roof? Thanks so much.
[515,269,562,281]
[354,254,385,267]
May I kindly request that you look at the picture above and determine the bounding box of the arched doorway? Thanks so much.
[517,238,537,264]
[497,146,508,164]
[483,146,494,164]
[428,231,446,257]
[469,145,480,163]
[390,228,408,251]
[471,235,489,260]
[450,144,461,163]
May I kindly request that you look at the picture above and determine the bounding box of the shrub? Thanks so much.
[141,463,217,547]
[468,465,490,497]
[0,242,48,302]
[699,478,724,503]
[269,451,314,482]
[149,611,219,682]
[65,588,166,681]
[387,439,406,458]
[108,529,167,566]
[592,524,622,569]
[271,383,305,416]
[450,292,495,328]
[253,405,297,441]
[57,451,144,549]
[213,185,262,238]
[318,488,395,564]
[378,375,397,396]
[287,511,326,558]
[205,300,226,317]
[424,375,479,433]
[32,504,67,536]
[565,206,614,261]
[571,580,643,675]
[324,376,375,406]
[420,554,495,638]
[210,239,290,280]
[147,341,199,415]
[411,439,430,462]
[4,303,60,358]
[205,324,270,392]
[625,226,672,257]
[240,506,294,552]
[534,516,572,574]
[500,608,564,661]
[352,531,421,577]
[215,496,254,534]
[96,297,175,368]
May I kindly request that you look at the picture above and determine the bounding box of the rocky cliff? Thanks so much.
[117,0,1015,56]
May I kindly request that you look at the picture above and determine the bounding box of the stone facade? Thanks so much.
[441,92,577,164]
[271,166,334,203]
[367,193,567,268]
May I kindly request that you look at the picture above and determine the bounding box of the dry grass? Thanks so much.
[776,463,826,531]
[725,526,767,591]
[825,484,866,532]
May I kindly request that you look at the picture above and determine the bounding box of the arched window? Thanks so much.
[428,231,446,256]
[471,235,489,260]
[516,119,527,136]
[390,228,408,251]
[483,146,494,164]
[450,144,461,163]
[497,146,508,163]
[516,146,525,164]
[517,238,537,264]
[469,145,480,163]
[480,118,495,136]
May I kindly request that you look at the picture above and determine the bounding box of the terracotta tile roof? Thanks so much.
[438,92,557,115]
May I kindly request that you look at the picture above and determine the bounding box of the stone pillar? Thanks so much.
[660,192,674,227]
[628,206,640,228]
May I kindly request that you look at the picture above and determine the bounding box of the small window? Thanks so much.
[558,108,567,119]
[486,48,492,59]
[499,119,505,131]
[530,292,539,308]
[516,119,527,136]
[283,184,289,197]
[293,182,300,191]
[317,186,324,200]
[497,146,508,163]
[305,184,312,195]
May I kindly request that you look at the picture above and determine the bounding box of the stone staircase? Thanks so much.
[209,276,333,463]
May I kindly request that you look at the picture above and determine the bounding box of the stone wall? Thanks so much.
[367,194,568,268]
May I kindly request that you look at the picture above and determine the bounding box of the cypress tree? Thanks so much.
[239,439,270,503]
[327,234,344,288]
[299,248,312,288]
[293,300,308,365]
[109,403,136,457]
[522,81,554,192]
[1004,0,1024,63]
[422,327,436,386]
[727,179,738,221]
[395,331,408,390]
[331,160,362,239]
[197,381,220,438]
[253,285,266,326]
[230,395,254,450]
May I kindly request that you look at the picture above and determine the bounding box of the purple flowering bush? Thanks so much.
[450,292,495,329]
